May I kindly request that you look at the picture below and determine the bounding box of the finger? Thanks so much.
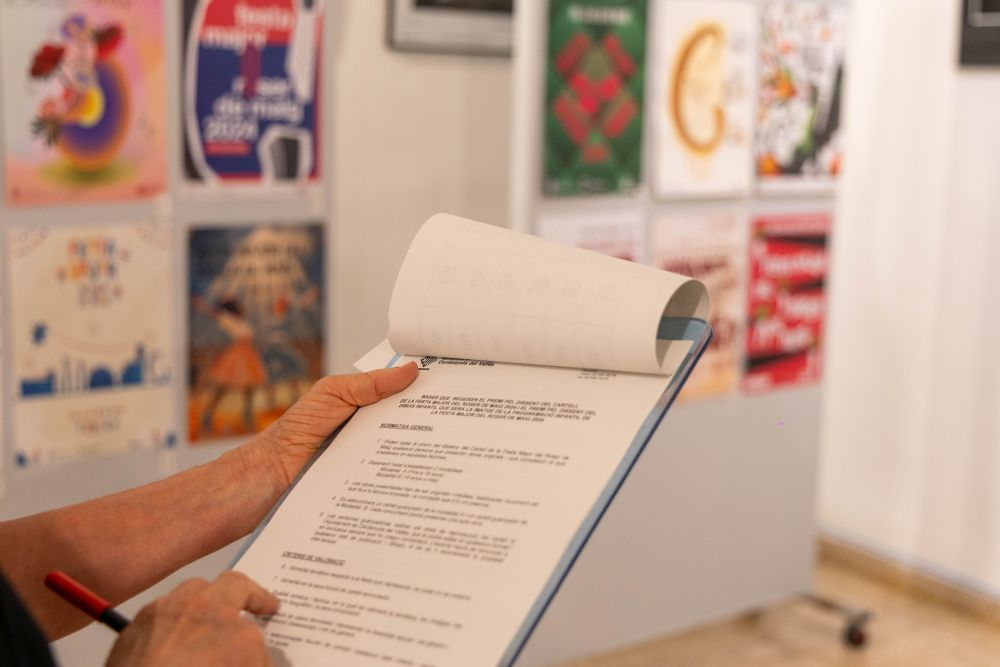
[318,363,418,408]
[210,571,280,616]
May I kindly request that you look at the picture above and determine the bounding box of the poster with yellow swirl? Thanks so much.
[0,0,167,207]
[649,0,755,199]
[8,223,176,468]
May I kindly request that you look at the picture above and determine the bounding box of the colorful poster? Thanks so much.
[0,0,167,207]
[182,0,324,188]
[743,212,829,393]
[536,208,643,261]
[652,210,744,399]
[8,223,176,468]
[755,2,846,193]
[189,224,325,442]
[649,0,755,199]
[543,0,647,196]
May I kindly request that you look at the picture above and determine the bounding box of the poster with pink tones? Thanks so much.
[0,0,167,206]
[743,212,830,393]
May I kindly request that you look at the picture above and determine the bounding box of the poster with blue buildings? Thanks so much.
[8,222,177,467]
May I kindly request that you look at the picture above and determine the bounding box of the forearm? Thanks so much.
[0,439,286,640]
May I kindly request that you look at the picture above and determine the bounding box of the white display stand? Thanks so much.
[508,2,827,664]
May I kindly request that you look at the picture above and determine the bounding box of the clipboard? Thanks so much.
[231,317,712,666]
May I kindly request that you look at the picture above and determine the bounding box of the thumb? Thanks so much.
[313,362,419,409]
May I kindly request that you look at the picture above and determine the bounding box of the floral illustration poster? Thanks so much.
[8,223,176,468]
[543,0,647,196]
[743,212,830,393]
[182,0,324,189]
[755,2,846,193]
[649,0,756,199]
[0,0,167,206]
[189,224,325,442]
[652,210,744,399]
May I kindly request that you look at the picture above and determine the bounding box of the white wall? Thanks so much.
[328,1,511,372]
[819,0,1000,597]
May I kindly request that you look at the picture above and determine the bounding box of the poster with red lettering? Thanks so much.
[742,212,829,393]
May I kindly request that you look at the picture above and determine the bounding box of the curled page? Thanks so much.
[388,214,709,375]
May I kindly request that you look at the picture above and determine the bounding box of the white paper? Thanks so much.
[235,354,672,667]
[388,214,707,376]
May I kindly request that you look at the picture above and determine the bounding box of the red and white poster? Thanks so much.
[743,212,829,393]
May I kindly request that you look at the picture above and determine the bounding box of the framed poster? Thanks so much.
[386,0,512,56]
[182,0,324,190]
[189,224,325,442]
[649,0,756,200]
[536,208,643,261]
[652,209,744,399]
[755,2,846,195]
[543,0,648,196]
[960,0,1000,65]
[0,0,168,207]
[742,212,829,394]
[8,223,176,468]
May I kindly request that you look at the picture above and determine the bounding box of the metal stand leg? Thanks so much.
[800,592,872,649]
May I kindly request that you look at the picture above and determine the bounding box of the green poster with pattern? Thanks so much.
[543,0,647,196]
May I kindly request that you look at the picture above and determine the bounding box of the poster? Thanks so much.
[189,224,325,442]
[182,0,324,189]
[543,0,647,196]
[0,0,167,207]
[960,0,1000,65]
[8,223,176,468]
[536,208,643,261]
[649,0,755,199]
[652,210,744,399]
[743,212,829,393]
[755,2,846,193]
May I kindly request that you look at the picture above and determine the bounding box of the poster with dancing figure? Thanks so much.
[743,212,830,393]
[8,223,176,468]
[649,0,756,199]
[755,1,847,194]
[0,0,167,206]
[182,0,324,190]
[543,0,647,196]
[189,224,325,442]
[652,210,744,399]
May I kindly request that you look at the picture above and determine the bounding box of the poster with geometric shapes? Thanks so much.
[543,0,647,196]
[743,212,830,393]
[649,0,756,199]
[182,0,324,189]
[537,208,643,261]
[755,2,846,194]
[652,209,744,399]
[8,223,176,468]
[189,224,325,442]
[0,0,167,207]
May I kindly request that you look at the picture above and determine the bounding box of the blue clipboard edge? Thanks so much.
[230,318,713,667]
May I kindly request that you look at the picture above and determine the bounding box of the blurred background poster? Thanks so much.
[536,208,643,261]
[0,0,167,206]
[188,224,325,442]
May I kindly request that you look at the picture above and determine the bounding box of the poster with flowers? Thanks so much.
[743,212,829,393]
[0,0,167,206]
[755,2,846,194]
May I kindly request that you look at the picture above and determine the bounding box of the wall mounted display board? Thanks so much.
[8,222,177,468]
[755,1,846,194]
[182,0,324,191]
[543,0,648,196]
[188,223,325,442]
[742,211,829,393]
[960,0,1000,65]
[651,209,744,399]
[536,207,644,261]
[0,0,168,207]
[386,0,513,56]
[649,0,756,200]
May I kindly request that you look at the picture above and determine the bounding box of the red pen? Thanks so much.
[44,571,131,632]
